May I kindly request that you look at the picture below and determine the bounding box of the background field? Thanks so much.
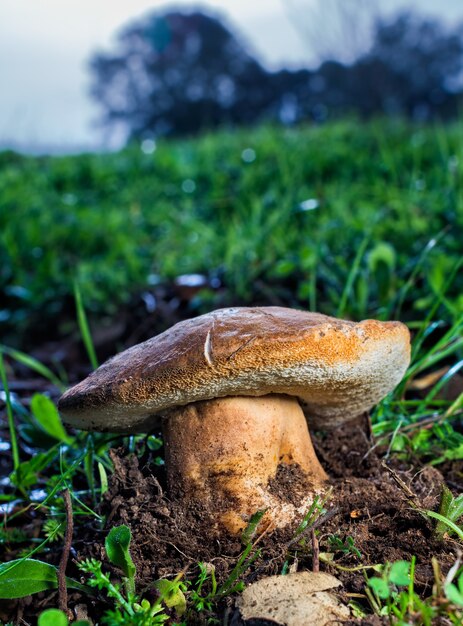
[1,118,462,350]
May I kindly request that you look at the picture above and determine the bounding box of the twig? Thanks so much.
[311,529,319,573]
[381,462,421,510]
[59,489,73,618]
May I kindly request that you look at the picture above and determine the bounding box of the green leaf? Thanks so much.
[105,525,136,581]
[98,462,108,496]
[368,577,390,599]
[426,510,463,541]
[445,582,463,607]
[436,486,457,537]
[155,579,187,616]
[9,448,58,491]
[38,608,68,626]
[0,558,85,599]
[389,561,410,586]
[368,242,396,273]
[147,435,163,451]
[241,509,266,545]
[31,394,72,444]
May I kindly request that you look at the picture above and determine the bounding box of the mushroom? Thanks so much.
[58,307,410,534]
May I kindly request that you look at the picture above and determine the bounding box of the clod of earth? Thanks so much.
[58,306,410,534]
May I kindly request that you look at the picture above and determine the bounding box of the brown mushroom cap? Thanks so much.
[58,306,410,432]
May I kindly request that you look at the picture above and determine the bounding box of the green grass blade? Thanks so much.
[445,391,463,419]
[74,281,98,370]
[392,232,444,319]
[0,345,65,391]
[0,353,20,471]
[410,257,463,361]
[336,234,370,318]
[404,315,463,382]
[425,510,463,542]
[414,360,463,416]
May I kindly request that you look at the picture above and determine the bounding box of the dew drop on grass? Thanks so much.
[241,148,256,163]
[299,198,319,211]
[175,274,207,288]
[141,138,156,154]
[182,179,196,193]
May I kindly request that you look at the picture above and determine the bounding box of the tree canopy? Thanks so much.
[89,8,463,140]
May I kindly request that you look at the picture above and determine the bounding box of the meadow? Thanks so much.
[1,119,462,346]
[0,118,463,625]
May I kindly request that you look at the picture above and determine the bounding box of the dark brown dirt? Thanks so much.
[72,414,460,625]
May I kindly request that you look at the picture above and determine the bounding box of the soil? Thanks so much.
[77,416,459,625]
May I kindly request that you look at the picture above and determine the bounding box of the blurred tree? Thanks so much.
[90,7,463,139]
[354,12,463,119]
[89,9,300,138]
[304,11,463,121]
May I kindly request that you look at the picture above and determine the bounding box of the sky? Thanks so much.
[1,0,463,153]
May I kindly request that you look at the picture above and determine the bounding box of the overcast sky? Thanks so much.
[1,0,463,152]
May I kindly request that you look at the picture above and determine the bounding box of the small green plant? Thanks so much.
[364,558,463,625]
[105,525,136,596]
[292,490,332,544]
[78,558,170,625]
[78,525,189,624]
[328,534,362,559]
[367,560,412,607]
[187,562,216,614]
[182,513,264,621]
[43,516,65,542]
[431,486,463,541]
[186,545,260,613]
[365,559,434,624]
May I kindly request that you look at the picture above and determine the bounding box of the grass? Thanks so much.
[1,118,462,347]
[0,117,463,624]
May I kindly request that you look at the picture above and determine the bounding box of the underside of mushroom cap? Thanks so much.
[58,307,411,432]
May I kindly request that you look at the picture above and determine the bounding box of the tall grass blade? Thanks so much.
[415,360,463,416]
[425,510,463,542]
[0,345,65,391]
[392,232,445,319]
[410,256,463,361]
[445,392,463,419]
[402,313,463,385]
[74,281,98,370]
[336,234,370,318]
[0,353,20,471]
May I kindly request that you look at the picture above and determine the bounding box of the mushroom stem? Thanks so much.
[163,394,327,534]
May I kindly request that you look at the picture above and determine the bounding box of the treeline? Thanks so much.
[90,9,463,139]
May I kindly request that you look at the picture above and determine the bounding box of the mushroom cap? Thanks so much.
[58,307,410,432]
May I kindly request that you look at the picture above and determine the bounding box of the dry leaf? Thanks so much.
[236,571,350,625]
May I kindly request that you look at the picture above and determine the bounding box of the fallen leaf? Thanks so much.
[236,571,350,626]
